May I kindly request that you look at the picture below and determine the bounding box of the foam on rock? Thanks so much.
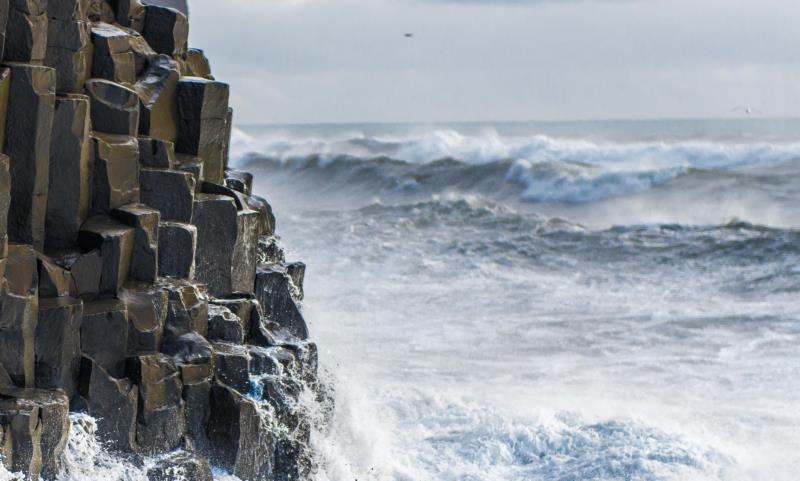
[0,2,319,479]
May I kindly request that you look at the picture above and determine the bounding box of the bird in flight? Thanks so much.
[732,106,762,115]
[404,33,414,38]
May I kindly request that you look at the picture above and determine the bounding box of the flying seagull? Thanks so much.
[404,33,414,38]
[732,106,762,115]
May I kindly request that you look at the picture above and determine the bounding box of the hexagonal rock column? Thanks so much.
[232,208,259,295]
[211,341,250,394]
[211,297,259,344]
[140,167,195,222]
[118,283,167,354]
[135,55,179,142]
[44,4,92,93]
[89,133,141,215]
[207,304,244,344]
[90,21,135,84]
[224,169,253,196]
[246,194,276,238]
[192,194,258,297]
[36,252,73,297]
[191,193,237,297]
[35,297,82,397]
[208,383,275,481]
[78,216,135,295]
[157,329,213,453]
[0,244,39,388]
[3,0,47,63]
[108,0,145,30]
[158,277,208,338]
[126,353,184,455]
[85,78,140,136]
[112,203,160,283]
[80,299,129,378]
[183,48,212,79]
[0,387,70,479]
[181,376,210,452]
[138,137,176,169]
[158,221,195,279]
[255,265,309,340]
[77,356,138,453]
[51,249,102,301]
[45,94,91,250]
[141,4,187,57]
[176,77,229,183]
[4,63,55,251]
[0,391,42,477]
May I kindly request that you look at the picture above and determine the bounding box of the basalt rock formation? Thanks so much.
[0,1,317,479]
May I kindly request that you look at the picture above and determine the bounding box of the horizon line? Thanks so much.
[238,115,800,128]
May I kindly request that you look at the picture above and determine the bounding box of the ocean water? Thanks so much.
[234,119,800,481]
[3,119,798,481]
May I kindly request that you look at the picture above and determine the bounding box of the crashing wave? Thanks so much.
[234,128,800,204]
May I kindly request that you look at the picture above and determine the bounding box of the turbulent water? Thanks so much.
[234,119,800,481]
[4,119,798,481]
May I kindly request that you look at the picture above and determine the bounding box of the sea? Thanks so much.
[234,119,800,481]
[4,119,798,480]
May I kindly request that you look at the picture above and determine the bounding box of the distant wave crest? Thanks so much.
[233,128,800,204]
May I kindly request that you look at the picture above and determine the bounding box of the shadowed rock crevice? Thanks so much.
[0,1,320,479]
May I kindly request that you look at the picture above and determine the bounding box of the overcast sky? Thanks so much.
[187,0,800,124]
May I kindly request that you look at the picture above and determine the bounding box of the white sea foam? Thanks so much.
[56,414,147,481]
[52,414,245,481]
[0,464,21,481]
[233,126,800,204]
[232,126,800,170]
[256,127,800,481]
[4,121,796,481]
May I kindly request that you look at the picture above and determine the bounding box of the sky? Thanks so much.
[186,0,800,124]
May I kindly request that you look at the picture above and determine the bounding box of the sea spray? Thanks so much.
[242,342,333,481]
[0,463,20,481]
[233,127,800,171]
[57,414,146,481]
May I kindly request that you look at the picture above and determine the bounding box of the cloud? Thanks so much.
[189,0,800,123]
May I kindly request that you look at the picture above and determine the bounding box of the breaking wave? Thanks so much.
[309,378,734,481]
[57,414,146,481]
[233,128,800,204]
[242,120,800,481]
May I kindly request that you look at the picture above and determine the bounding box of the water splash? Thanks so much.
[0,463,22,481]
[56,414,146,481]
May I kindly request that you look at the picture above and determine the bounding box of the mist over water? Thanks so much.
[238,120,800,481]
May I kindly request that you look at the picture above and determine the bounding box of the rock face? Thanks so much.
[0,2,320,480]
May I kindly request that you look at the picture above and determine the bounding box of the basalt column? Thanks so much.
[0,1,319,479]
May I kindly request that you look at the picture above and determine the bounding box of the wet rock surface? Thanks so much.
[0,2,321,479]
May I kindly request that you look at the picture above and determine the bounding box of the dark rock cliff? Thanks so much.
[0,1,318,479]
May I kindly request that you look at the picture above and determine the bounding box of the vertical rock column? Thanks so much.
[0,1,319,479]
[45,0,92,94]
[45,94,91,250]
[4,63,55,251]
[176,77,229,184]
[3,0,47,64]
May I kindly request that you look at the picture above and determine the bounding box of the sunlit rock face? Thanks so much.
[0,1,320,479]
